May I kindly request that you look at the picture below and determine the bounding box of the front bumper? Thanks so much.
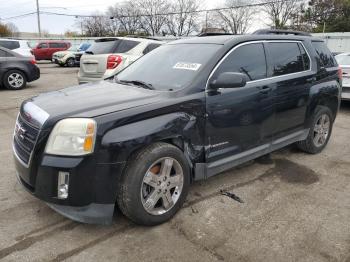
[14,151,125,225]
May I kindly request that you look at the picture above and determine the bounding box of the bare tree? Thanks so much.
[6,22,20,37]
[216,0,257,34]
[136,0,171,36]
[261,0,303,29]
[166,0,200,36]
[108,2,141,35]
[81,13,113,37]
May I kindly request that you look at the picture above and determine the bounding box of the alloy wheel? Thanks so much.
[313,114,330,147]
[8,73,24,89]
[141,157,184,215]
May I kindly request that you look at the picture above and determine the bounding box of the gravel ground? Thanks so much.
[0,62,349,262]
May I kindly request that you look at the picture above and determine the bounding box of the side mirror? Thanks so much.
[210,72,247,89]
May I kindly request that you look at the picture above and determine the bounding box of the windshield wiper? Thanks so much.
[85,51,94,54]
[117,79,155,90]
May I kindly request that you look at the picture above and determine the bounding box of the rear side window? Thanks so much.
[213,43,267,81]
[0,40,20,50]
[267,42,306,76]
[86,39,140,55]
[0,50,7,57]
[114,40,139,53]
[143,43,161,55]
[49,43,67,48]
[312,41,336,68]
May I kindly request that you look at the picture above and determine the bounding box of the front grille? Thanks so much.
[13,114,40,166]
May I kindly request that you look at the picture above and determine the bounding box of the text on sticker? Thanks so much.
[173,62,201,71]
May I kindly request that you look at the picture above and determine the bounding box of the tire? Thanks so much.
[66,58,75,67]
[296,105,334,154]
[117,142,190,226]
[3,70,27,90]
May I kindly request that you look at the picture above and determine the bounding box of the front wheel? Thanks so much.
[66,58,75,67]
[117,143,190,226]
[296,106,334,154]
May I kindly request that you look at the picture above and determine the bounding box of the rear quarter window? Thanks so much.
[0,40,20,50]
[143,43,161,55]
[312,41,337,68]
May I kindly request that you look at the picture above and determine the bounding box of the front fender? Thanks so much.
[100,112,204,164]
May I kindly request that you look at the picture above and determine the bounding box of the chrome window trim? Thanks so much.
[206,40,313,89]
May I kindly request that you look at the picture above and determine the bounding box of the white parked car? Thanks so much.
[335,53,350,101]
[0,38,33,58]
[78,37,163,84]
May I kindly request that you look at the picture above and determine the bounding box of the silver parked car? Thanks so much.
[78,37,163,84]
[335,53,350,100]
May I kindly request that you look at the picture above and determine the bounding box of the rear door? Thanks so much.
[265,41,313,139]
[80,39,140,79]
[0,49,7,77]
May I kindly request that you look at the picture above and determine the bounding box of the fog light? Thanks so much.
[58,171,69,199]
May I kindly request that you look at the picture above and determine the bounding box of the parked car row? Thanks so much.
[52,43,91,67]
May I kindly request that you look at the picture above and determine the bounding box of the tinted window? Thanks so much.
[312,41,336,68]
[298,43,310,70]
[114,40,139,53]
[267,42,305,76]
[143,43,161,55]
[38,43,48,49]
[213,43,267,81]
[49,43,66,48]
[117,44,221,91]
[0,50,7,57]
[0,40,20,50]
[86,39,140,55]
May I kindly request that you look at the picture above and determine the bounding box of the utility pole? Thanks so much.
[36,0,41,37]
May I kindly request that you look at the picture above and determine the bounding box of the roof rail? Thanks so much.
[252,29,311,37]
[197,32,235,37]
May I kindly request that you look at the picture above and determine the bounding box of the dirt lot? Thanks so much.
[0,62,349,262]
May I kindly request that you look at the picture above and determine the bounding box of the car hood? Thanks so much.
[22,81,164,128]
[54,50,74,56]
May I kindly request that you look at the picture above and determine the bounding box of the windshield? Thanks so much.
[116,44,221,91]
[336,54,350,65]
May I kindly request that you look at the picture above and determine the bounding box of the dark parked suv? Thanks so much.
[13,30,341,225]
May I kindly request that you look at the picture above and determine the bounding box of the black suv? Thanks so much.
[13,31,341,225]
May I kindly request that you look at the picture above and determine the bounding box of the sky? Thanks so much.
[0,0,267,35]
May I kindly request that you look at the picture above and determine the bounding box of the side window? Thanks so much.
[298,43,310,70]
[114,40,140,53]
[312,41,336,68]
[0,50,7,57]
[0,40,20,50]
[213,43,267,81]
[38,43,48,49]
[58,43,67,48]
[49,43,60,48]
[143,43,161,55]
[267,42,305,76]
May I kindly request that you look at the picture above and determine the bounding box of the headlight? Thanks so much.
[45,118,97,156]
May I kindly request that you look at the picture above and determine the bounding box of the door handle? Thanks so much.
[306,77,316,83]
[260,86,272,94]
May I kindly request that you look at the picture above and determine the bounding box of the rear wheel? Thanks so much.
[296,106,333,154]
[117,143,190,226]
[3,70,26,90]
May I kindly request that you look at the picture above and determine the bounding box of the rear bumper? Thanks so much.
[78,75,104,84]
[27,65,40,82]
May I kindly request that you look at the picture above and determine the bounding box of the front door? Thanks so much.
[206,42,275,170]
